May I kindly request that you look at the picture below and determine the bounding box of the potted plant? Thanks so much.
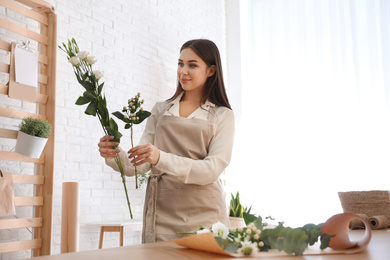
[15,117,52,158]
[229,192,247,229]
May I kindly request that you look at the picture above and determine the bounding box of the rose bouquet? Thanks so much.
[59,38,133,219]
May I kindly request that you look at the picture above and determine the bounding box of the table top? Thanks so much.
[24,230,390,260]
[84,219,143,227]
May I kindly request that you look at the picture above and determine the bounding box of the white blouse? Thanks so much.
[105,92,235,185]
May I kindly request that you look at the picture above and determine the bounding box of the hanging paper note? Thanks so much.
[14,45,38,88]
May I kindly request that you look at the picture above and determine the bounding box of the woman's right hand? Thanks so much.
[98,135,120,159]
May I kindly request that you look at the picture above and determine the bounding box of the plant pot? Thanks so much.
[229,216,246,229]
[15,131,48,158]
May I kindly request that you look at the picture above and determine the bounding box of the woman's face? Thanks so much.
[177,48,215,95]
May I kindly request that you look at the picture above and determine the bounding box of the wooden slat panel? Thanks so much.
[0,84,9,95]
[0,239,42,253]
[0,107,46,120]
[15,0,54,13]
[0,151,44,164]
[0,217,42,229]
[0,39,48,65]
[2,0,48,25]
[0,18,48,45]
[0,39,11,52]
[14,196,43,206]
[0,128,18,139]
[12,174,45,184]
[0,62,10,73]
[38,73,48,84]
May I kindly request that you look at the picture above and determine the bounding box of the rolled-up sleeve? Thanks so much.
[154,107,235,185]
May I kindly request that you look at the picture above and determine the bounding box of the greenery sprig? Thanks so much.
[113,93,151,189]
[59,38,133,219]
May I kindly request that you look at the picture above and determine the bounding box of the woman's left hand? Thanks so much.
[128,143,160,166]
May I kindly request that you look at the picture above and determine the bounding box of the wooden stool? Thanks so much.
[86,220,143,249]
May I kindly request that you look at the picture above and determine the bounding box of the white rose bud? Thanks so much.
[123,115,128,119]
[77,51,88,60]
[132,106,135,109]
[258,241,264,247]
[253,234,259,240]
[68,56,79,66]
[123,106,127,110]
[93,70,103,80]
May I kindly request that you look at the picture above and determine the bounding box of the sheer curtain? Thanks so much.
[226,0,390,226]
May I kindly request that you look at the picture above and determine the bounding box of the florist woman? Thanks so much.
[98,39,235,243]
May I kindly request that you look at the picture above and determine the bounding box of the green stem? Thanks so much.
[97,112,133,219]
[131,124,138,189]
[115,154,133,219]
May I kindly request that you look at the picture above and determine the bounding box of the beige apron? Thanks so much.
[142,106,229,243]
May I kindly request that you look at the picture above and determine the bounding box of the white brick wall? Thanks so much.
[1,0,227,258]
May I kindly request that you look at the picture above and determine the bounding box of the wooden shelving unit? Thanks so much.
[0,0,56,256]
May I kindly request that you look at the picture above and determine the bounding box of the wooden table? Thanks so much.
[23,230,390,260]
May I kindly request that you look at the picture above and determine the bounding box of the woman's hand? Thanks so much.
[128,143,160,166]
[98,135,120,159]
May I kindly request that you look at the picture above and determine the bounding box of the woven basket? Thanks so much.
[338,190,390,229]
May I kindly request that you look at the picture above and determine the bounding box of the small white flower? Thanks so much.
[196,229,211,234]
[237,227,243,233]
[93,70,103,81]
[86,55,97,65]
[211,222,229,239]
[68,56,79,66]
[256,230,261,235]
[258,241,264,247]
[123,106,127,110]
[77,51,88,60]
[124,115,128,119]
[246,229,252,235]
[140,107,143,111]
[137,92,141,97]
[237,241,259,256]
[132,105,136,109]
[253,234,259,240]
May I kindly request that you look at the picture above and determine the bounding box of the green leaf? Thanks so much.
[125,123,131,129]
[243,212,258,225]
[106,126,122,143]
[112,111,125,121]
[75,96,89,105]
[97,102,109,126]
[109,118,119,131]
[133,110,151,124]
[85,102,97,116]
[98,82,104,95]
[83,91,97,102]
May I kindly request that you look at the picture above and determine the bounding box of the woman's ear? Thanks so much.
[208,65,216,77]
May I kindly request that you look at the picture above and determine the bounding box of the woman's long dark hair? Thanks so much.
[168,39,232,110]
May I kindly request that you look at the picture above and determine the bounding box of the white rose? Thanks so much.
[86,55,97,65]
[68,56,79,66]
[211,222,229,239]
[93,70,103,80]
[77,51,88,60]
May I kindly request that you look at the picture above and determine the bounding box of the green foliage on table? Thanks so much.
[19,117,52,138]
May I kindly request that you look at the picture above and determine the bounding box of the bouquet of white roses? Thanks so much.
[59,38,133,219]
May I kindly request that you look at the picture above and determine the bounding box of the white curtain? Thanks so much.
[226,0,390,226]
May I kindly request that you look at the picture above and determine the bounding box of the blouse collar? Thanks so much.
[167,92,216,117]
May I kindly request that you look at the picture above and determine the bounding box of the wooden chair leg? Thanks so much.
[99,227,104,249]
[119,226,124,246]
